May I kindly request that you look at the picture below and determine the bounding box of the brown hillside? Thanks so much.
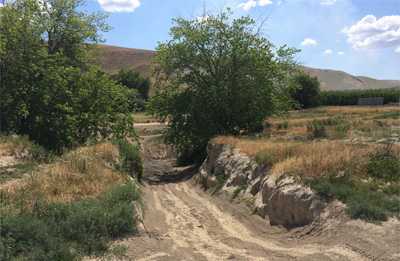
[95,44,400,90]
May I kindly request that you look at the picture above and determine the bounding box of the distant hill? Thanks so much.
[95,44,400,91]
[95,44,156,76]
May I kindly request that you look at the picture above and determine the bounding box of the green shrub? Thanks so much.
[367,145,400,182]
[307,120,327,139]
[116,139,143,181]
[0,183,139,260]
[309,174,399,222]
[277,121,289,130]
[289,73,321,109]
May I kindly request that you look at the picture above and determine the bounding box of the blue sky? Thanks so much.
[83,0,400,80]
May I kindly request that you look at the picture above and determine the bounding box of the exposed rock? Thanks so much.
[198,142,325,229]
[264,175,324,228]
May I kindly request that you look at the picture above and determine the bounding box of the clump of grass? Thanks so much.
[2,143,128,205]
[309,174,399,222]
[0,183,140,260]
[211,172,228,195]
[307,120,327,139]
[0,135,53,163]
[231,184,247,200]
[115,139,143,182]
[367,144,400,182]
[277,121,289,130]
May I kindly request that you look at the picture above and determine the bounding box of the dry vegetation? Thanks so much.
[214,106,400,221]
[261,106,399,141]
[214,106,400,179]
[1,143,129,207]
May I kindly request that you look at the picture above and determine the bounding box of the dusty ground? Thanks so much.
[109,133,400,261]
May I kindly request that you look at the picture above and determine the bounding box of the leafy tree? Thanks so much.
[0,0,134,151]
[112,69,150,111]
[149,12,298,163]
[112,69,150,100]
[289,73,321,109]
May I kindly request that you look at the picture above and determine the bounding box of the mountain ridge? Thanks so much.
[95,44,400,91]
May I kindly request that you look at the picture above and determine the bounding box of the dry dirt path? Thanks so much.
[113,134,376,261]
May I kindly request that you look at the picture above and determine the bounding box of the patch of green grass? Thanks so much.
[307,120,327,139]
[374,111,400,119]
[367,145,400,182]
[308,172,400,222]
[0,162,37,183]
[0,183,140,260]
[277,121,289,130]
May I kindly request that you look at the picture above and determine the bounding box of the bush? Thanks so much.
[116,139,143,181]
[111,69,150,111]
[307,120,327,139]
[0,183,139,260]
[367,145,400,182]
[290,73,321,109]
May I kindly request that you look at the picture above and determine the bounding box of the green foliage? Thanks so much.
[309,148,400,222]
[149,12,298,163]
[112,69,150,111]
[290,73,321,108]
[0,0,134,152]
[320,88,400,106]
[0,183,139,260]
[367,145,400,182]
[307,120,327,139]
[116,139,143,182]
[277,121,289,130]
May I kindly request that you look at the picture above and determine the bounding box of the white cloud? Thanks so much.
[338,51,345,55]
[98,0,141,12]
[324,49,333,55]
[320,0,337,5]
[301,38,318,46]
[343,15,400,52]
[258,0,273,6]
[238,0,272,11]
[239,0,257,11]
[395,46,400,53]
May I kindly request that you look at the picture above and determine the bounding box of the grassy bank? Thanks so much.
[0,137,142,260]
[214,106,400,222]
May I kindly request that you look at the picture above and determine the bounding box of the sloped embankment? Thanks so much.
[197,142,324,228]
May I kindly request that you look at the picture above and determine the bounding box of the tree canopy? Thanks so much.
[289,73,321,109]
[0,0,134,151]
[112,69,151,111]
[149,12,298,163]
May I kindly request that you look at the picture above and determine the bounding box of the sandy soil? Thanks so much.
[109,134,400,261]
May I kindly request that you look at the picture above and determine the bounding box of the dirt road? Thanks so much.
[111,134,399,261]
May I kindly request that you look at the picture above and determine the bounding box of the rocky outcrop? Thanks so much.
[197,142,324,229]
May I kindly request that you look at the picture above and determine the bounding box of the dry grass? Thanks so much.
[214,136,400,179]
[2,142,128,206]
[0,135,32,158]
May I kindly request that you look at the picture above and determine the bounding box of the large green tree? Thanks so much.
[0,0,134,151]
[149,12,298,163]
[289,72,321,109]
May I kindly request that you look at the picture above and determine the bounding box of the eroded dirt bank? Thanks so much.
[110,134,400,261]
